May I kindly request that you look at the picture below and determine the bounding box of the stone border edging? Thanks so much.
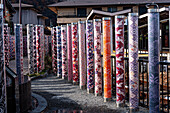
[31,72,48,81]
[30,93,47,113]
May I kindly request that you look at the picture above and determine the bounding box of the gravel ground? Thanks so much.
[9,57,149,113]
[31,74,149,113]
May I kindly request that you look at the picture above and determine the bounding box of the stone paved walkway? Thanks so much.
[31,74,149,113]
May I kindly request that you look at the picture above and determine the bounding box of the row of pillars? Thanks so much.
[27,24,45,75]
[52,9,160,112]
[0,12,47,113]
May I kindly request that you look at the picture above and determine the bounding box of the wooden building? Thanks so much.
[48,0,170,24]
[12,3,48,28]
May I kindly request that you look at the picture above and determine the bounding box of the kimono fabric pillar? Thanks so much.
[94,19,102,96]
[15,24,24,84]
[67,24,73,82]
[0,4,7,113]
[128,13,139,111]
[36,25,42,73]
[27,24,34,74]
[4,24,9,66]
[103,17,112,102]
[61,25,67,79]
[72,23,79,85]
[57,26,62,77]
[148,9,160,113]
[115,15,125,107]
[78,21,86,89]
[40,25,45,70]
[86,20,94,93]
[33,26,37,72]
[52,27,57,74]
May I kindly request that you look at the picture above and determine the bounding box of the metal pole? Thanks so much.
[71,23,79,84]
[103,17,112,102]
[115,15,125,107]
[61,25,67,79]
[19,0,22,24]
[67,24,72,82]
[56,26,62,77]
[148,8,160,113]
[86,20,94,93]
[78,21,86,89]
[94,19,102,96]
[128,13,139,111]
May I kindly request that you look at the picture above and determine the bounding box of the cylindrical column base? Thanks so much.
[68,80,72,83]
[129,108,139,113]
[116,103,125,108]
[95,93,102,97]
[62,76,67,80]
[80,85,86,90]
[104,98,111,102]
[87,89,94,94]
[73,82,79,85]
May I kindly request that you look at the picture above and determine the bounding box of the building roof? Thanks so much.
[48,0,170,7]
[1,0,16,14]
[87,9,131,20]
[37,14,48,19]
[12,3,34,8]
[11,3,39,12]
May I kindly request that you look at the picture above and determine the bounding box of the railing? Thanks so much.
[160,61,170,112]
[101,55,170,112]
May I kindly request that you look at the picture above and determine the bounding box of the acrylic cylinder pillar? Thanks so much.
[78,21,86,89]
[71,23,79,84]
[4,24,9,66]
[0,4,7,112]
[128,13,139,111]
[36,25,42,73]
[103,17,112,101]
[86,20,94,93]
[61,25,67,79]
[94,19,102,96]
[33,26,37,72]
[57,26,62,77]
[115,16,125,107]
[67,24,73,82]
[148,9,160,113]
[52,27,57,74]
[15,24,24,84]
[27,24,34,74]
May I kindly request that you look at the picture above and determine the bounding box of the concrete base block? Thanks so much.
[80,85,86,90]
[87,89,94,94]
[104,98,111,102]
[116,103,125,107]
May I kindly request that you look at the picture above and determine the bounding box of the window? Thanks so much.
[123,7,131,10]
[108,7,117,13]
[77,8,87,17]
[93,8,102,11]
[139,6,147,15]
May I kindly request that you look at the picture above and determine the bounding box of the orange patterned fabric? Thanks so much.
[103,19,111,99]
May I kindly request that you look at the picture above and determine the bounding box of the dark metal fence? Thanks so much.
[101,55,170,112]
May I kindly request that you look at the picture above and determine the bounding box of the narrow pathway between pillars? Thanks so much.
[31,74,149,113]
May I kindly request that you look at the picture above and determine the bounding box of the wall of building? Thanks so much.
[13,9,38,27]
[38,17,45,26]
